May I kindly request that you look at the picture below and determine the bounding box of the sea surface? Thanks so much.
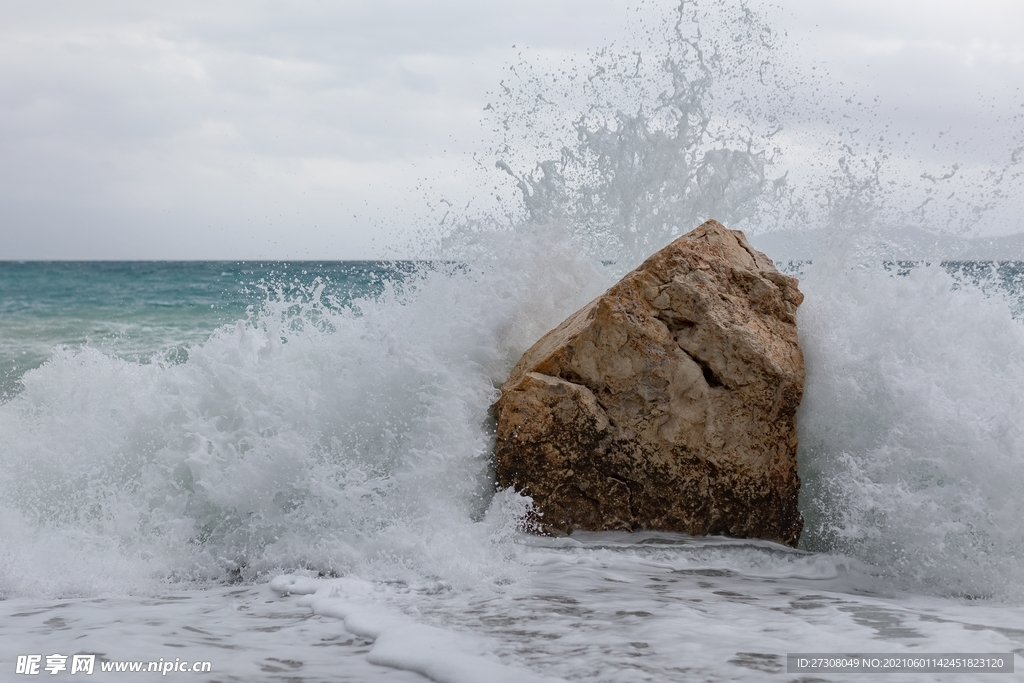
[1,260,1023,682]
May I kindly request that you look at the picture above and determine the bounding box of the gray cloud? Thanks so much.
[0,0,1021,259]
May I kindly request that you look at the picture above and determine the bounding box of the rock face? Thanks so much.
[494,220,805,547]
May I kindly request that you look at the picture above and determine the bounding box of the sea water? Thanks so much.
[3,1,1024,680]
[2,259,1023,682]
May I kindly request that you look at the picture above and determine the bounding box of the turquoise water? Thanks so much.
[0,261,413,400]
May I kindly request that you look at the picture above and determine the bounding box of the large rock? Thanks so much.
[494,220,805,546]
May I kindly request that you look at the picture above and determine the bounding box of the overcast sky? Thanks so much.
[1,0,1022,260]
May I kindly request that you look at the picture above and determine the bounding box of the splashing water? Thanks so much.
[480,0,800,273]
[0,266,560,596]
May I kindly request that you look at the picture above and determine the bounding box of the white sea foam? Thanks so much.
[4,537,1021,683]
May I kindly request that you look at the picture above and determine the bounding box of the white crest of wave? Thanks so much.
[0,241,600,597]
